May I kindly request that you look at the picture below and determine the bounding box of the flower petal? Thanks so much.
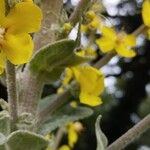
[80,92,103,106]
[4,2,42,33]
[73,66,104,95]
[2,33,33,64]
[0,0,5,24]
[142,0,150,27]
[96,37,115,53]
[124,35,136,47]
[68,124,78,148]
[101,27,117,39]
[62,68,73,86]
[116,44,136,58]
[59,145,71,150]
[72,66,104,106]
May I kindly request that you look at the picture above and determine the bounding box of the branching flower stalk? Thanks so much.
[38,24,147,124]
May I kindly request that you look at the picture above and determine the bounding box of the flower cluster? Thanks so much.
[80,9,137,58]
[96,27,136,58]
[81,10,102,32]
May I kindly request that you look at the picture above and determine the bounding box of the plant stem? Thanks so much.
[6,61,18,131]
[132,24,147,36]
[37,89,72,125]
[94,51,116,69]
[19,69,43,115]
[107,114,150,150]
[53,128,65,150]
[34,0,63,50]
[18,0,64,116]
[68,0,90,26]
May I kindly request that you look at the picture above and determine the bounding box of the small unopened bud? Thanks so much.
[74,122,84,132]
[86,11,96,20]
[63,23,72,32]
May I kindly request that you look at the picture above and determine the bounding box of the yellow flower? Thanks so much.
[142,0,150,27]
[62,68,73,86]
[59,145,71,150]
[60,66,104,106]
[75,48,97,58]
[84,47,97,57]
[80,24,88,32]
[67,122,83,148]
[88,17,101,30]
[70,101,78,108]
[57,68,73,94]
[96,27,136,58]
[142,0,150,38]
[44,134,51,141]
[86,10,96,21]
[68,124,78,148]
[72,65,104,106]
[63,23,72,33]
[57,86,65,94]
[81,11,102,33]
[0,0,42,74]
[75,50,85,57]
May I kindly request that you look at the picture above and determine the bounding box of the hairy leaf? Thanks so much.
[0,111,10,136]
[95,115,108,150]
[7,130,48,150]
[38,105,93,135]
[0,133,6,150]
[37,94,58,112]
[30,39,91,83]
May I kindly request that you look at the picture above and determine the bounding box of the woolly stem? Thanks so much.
[107,114,150,150]
[6,61,18,131]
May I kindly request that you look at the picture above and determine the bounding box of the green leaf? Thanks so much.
[30,39,91,83]
[0,133,6,150]
[38,105,93,135]
[7,130,48,150]
[37,94,57,112]
[0,111,10,136]
[95,115,108,150]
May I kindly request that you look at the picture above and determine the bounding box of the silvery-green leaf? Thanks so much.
[95,115,108,150]
[0,99,9,111]
[38,94,57,112]
[16,113,35,131]
[0,111,10,136]
[7,130,48,150]
[38,105,93,135]
[0,133,6,150]
[30,39,91,83]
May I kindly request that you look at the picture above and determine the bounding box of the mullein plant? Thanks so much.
[0,0,149,150]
